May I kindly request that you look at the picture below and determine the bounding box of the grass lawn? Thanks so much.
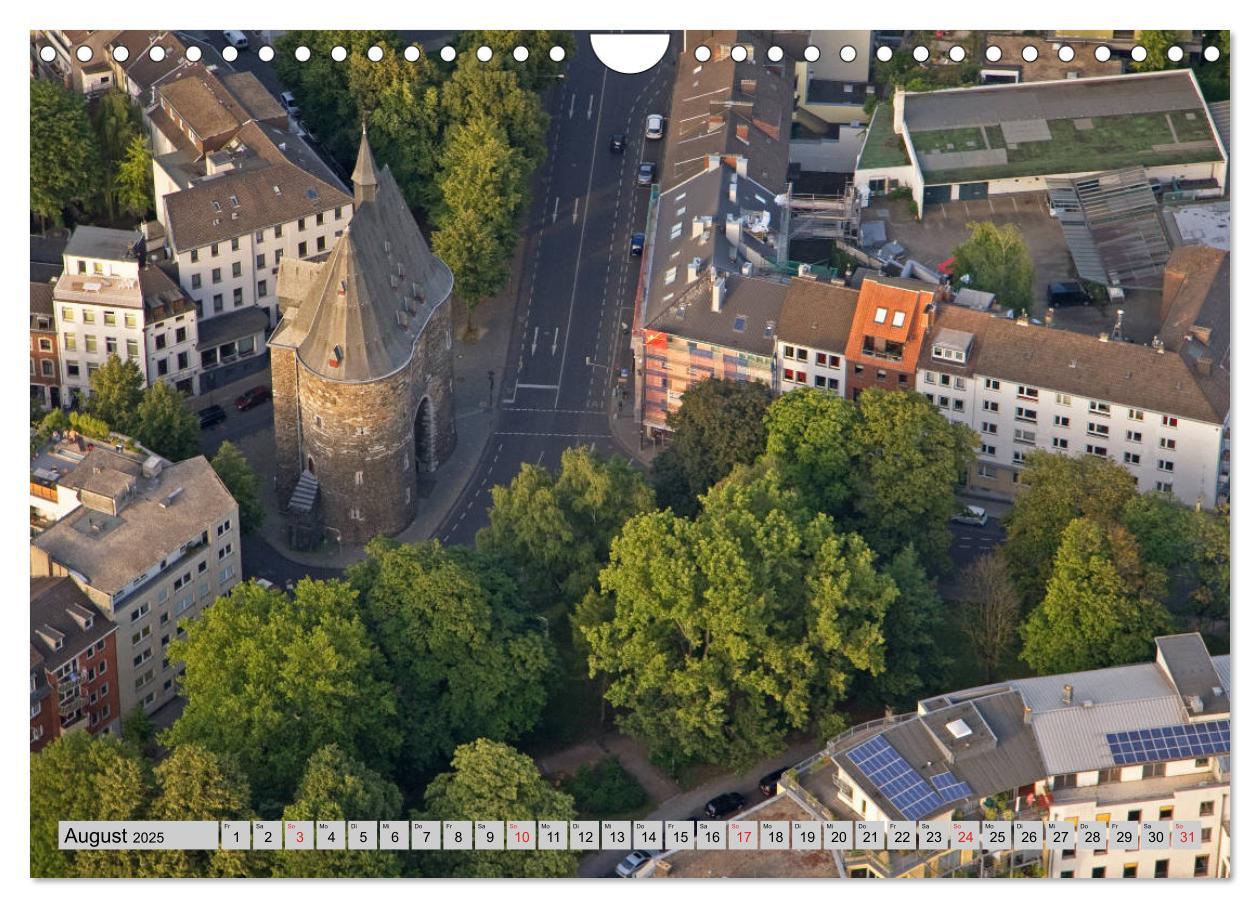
[858,103,911,169]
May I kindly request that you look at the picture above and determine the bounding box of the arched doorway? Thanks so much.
[414,397,433,473]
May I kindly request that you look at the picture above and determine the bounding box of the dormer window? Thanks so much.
[931,345,966,364]
[874,307,888,324]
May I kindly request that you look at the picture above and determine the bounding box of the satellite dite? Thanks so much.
[27,24,1231,886]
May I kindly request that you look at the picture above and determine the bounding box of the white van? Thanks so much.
[223,30,250,50]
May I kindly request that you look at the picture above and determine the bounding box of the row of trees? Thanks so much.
[273,30,573,333]
[30,81,152,229]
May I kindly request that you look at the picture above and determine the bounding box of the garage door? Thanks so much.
[959,181,990,201]
[922,185,952,206]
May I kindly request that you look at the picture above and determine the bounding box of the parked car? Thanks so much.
[615,850,655,878]
[198,404,227,429]
[951,505,989,527]
[758,767,789,797]
[630,232,645,256]
[704,792,746,819]
[645,113,665,140]
[637,161,656,186]
[1046,280,1091,306]
[609,133,627,154]
[235,385,272,411]
[280,91,300,116]
[223,30,250,49]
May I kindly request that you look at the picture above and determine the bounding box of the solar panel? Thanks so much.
[1105,720,1230,766]
[846,735,944,821]
[929,770,975,804]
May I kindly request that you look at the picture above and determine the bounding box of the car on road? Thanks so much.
[704,792,746,819]
[280,91,300,116]
[235,385,272,411]
[198,404,227,430]
[223,30,250,49]
[951,505,989,527]
[758,767,789,797]
[645,114,665,140]
[630,232,645,256]
[609,133,627,154]
[1046,280,1091,306]
[637,162,656,186]
[615,850,656,878]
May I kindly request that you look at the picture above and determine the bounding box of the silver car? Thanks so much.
[615,850,655,878]
[645,114,665,140]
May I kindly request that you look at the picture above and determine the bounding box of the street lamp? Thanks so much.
[585,356,610,370]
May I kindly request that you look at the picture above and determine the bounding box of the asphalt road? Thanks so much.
[435,33,676,546]
[948,519,1005,567]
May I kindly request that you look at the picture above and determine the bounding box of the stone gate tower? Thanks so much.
[269,127,456,546]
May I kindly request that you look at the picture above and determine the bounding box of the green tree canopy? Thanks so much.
[850,389,977,570]
[1186,507,1229,628]
[951,221,1035,314]
[1003,451,1138,606]
[133,380,199,462]
[91,90,143,221]
[1131,31,1183,72]
[163,580,400,812]
[764,387,864,518]
[345,538,552,781]
[454,31,575,91]
[1021,518,1173,674]
[440,63,548,168]
[116,134,155,219]
[422,739,578,877]
[477,446,655,617]
[274,745,404,878]
[30,732,150,878]
[31,78,100,227]
[586,464,895,769]
[87,354,143,433]
[650,377,774,517]
[958,549,1021,682]
[211,441,264,534]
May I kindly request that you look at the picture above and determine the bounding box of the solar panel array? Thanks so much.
[1106,720,1230,766]
[929,770,975,804]
[846,735,943,821]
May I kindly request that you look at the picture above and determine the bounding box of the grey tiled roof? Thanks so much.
[648,270,788,355]
[774,279,859,351]
[30,577,115,670]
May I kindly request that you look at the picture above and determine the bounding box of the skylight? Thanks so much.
[874,307,888,324]
[733,315,747,332]
[892,310,906,328]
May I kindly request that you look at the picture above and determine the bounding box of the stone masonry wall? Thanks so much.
[270,346,302,502]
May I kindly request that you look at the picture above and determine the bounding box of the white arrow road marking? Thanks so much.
[552,329,559,356]
[531,326,539,355]
[552,196,559,223]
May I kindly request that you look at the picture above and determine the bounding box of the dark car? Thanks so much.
[704,792,746,819]
[609,133,627,154]
[1046,281,1091,306]
[637,161,656,186]
[758,767,789,797]
[198,405,227,430]
[630,232,645,256]
[235,385,272,411]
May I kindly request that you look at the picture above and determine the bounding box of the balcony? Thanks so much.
[860,346,904,363]
[30,481,58,502]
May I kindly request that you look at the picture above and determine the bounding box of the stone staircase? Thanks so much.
[287,469,319,513]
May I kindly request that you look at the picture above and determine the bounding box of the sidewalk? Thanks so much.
[537,733,682,806]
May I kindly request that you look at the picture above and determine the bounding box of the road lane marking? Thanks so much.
[572,197,580,223]
[552,196,559,222]
[531,326,539,355]
[568,92,575,118]
[587,93,594,119]
[514,383,561,390]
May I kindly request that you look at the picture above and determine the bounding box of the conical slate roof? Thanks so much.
[278,135,453,383]
[350,123,379,193]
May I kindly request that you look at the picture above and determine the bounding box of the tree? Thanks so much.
[422,739,578,877]
[650,378,774,517]
[69,410,111,440]
[1131,31,1183,72]
[138,745,263,878]
[585,465,895,769]
[116,134,154,219]
[211,441,264,534]
[1121,492,1194,572]
[454,31,575,91]
[30,79,100,228]
[851,389,976,570]
[958,550,1021,682]
[133,380,199,462]
[30,732,151,878]
[951,221,1035,314]
[1021,518,1173,674]
[91,90,142,221]
[857,545,950,707]
[162,580,400,811]
[763,388,864,518]
[121,704,156,754]
[87,354,144,433]
[1186,507,1229,629]
[1003,451,1138,606]
[345,539,552,781]
[274,745,404,878]
[431,205,511,334]
[441,63,548,169]
[477,447,654,617]
[1195,30,1229,102]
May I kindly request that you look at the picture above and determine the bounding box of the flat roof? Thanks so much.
[64,225,141,262]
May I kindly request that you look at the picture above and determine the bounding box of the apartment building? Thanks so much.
[30,282,60,409]
[53,226,199,405]
[775,277,858,397]
[30,448,241,717]
[30,577,121,751]
[784,633,1229,878]
[843,274,938,398]
[148,64,353,390]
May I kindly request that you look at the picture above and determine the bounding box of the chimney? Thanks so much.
[1023,705,1033,725]
[735,156,748,177]
[708,112,725,133]
[1195,355,1214,376]
[924,302,936,329]
[687,257,702,283]
[725,213,740,248]
[1152,336,1165,354]
[729,173,739,204]
[892,87,906,135]
[1188,695,1205,714]
[711,274,727,312]
[1062,684,1073,706]
[705,153,721,172]
[1045,306,1055,327]
[1016,315,1030,327]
